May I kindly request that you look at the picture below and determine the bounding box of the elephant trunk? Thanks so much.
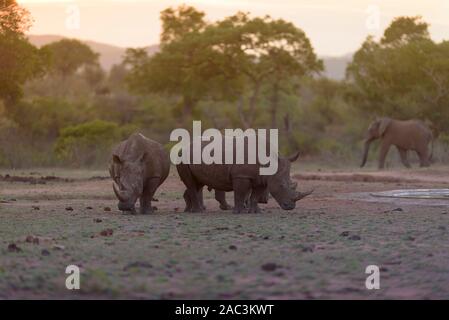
[360,138,373,168]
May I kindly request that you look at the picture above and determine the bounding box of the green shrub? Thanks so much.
[54,120,128,167]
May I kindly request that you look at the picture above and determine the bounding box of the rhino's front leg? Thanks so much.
[232,178,251,214]
[215,190,232,210]
[248,187,265,213]
[183,190,192,212]
[140,177,160,214]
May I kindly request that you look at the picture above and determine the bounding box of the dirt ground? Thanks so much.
[0,164,448,299]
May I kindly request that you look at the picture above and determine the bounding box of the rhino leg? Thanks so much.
[248,187,265,213]
[177,164,204,212]
[198,187,206,210]
[232,178,251,214]
[139,177,160,214]
[183,190,192,212]
[215,190,232,210]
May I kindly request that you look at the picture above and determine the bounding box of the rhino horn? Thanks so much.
[290,180,298,190]
[288,151,300,162]
[294,189,313,201]
[113,182,127,202]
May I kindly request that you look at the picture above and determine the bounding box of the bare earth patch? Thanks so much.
[0,166,448,299]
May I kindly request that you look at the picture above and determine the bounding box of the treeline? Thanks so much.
[0,1,448,168]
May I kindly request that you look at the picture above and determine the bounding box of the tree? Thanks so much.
[42,39,99,78]
[346,16,449,134]
[381,16,429,45]
[0,0,43,107]
[125,5,212,122]
[204,13,322,128]
[0,0,31,36]
[160,4,206,44]
[125,6,321,128]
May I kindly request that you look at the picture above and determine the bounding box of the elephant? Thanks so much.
[360,118,433,169]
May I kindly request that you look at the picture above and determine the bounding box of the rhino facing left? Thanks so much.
[109,133,170,214]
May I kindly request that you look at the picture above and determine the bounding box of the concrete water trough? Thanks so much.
[370,189,449,200]
[341,189,449,207]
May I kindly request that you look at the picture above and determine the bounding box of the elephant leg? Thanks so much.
[232,178,251,214]
[417,149,430,167]
[215,190,232,210]
[397,147,411,168]
[139,177,160,214]
[378,141,391,169]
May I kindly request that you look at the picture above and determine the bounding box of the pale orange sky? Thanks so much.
[18,0,449,56]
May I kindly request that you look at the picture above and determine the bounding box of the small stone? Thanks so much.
[100,229,113,237]
[86,206,93,210]
[41,249,50,256]
[25,235,39,244]
[32,206,40,211]
[94,218,102,223]
[406,236,415,241]
[392,208,403,212]
[340,231,350,237]
[228,245,237,250]
[8,243,21,253]
[104,207,111,212]
[261,263,278,272]
[301,245,314,252]
[348,235,361,241]
[65,206,73,211]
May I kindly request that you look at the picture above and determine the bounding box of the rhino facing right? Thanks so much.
[177,141,312,213]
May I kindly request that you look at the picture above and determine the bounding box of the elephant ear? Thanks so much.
[379,118,392,137]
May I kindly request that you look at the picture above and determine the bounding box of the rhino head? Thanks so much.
[109,153,146,213]
[266,151,312,210]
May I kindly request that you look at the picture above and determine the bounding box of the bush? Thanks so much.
[54,120,134,167]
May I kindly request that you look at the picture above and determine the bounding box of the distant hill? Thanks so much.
[27,34,159,70]
[28,34,351,79]
[321,53,353,80]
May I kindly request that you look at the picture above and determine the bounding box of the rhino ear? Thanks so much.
[112,154,122,164]
[139,152,147,163]
[288,151,300,163]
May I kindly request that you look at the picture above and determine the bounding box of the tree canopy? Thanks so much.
[41,39,99,78]
[125,6,321,127]
[346,16,449,134]
[0,0,42,107]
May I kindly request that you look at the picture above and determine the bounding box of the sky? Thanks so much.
[17,0,449,56]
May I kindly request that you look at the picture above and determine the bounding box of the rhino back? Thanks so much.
[188,163,234,191]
